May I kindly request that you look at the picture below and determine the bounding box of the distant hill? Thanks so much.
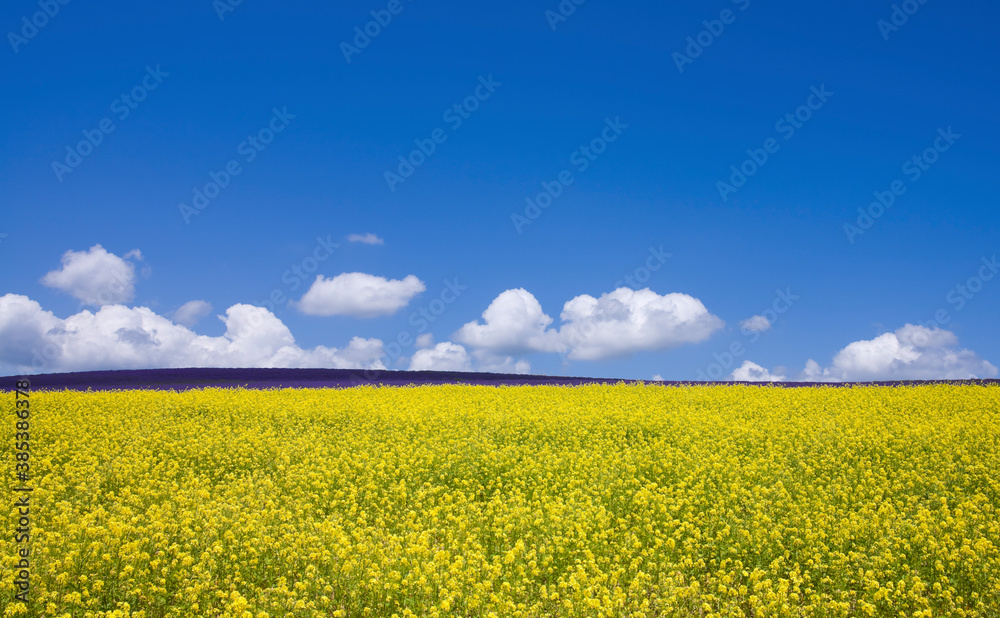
[2,367,998,391]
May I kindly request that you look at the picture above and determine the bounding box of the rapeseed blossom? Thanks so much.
[3,384,999,616]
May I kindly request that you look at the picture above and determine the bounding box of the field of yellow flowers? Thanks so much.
[4,384,1000,617]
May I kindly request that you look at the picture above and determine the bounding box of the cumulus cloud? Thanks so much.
[800,324,997,381]
[730,360,786,382]
[415,333,434,349]
[455,287,723,361]
[557,288,724,360]
[471,350,531,374]
[40,245,143,306]
[347,233,384,245]
[405,339,531,374]
[172,300,212,327]
[739,315,772,333]
[408,342,472,372]
[0,294,386,375]
[295,272,425,318]
[0,294,62,371]
[454,289,564,354]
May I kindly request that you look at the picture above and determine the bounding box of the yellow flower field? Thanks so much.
[3,384,1000,617]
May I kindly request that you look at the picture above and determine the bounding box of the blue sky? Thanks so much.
[2,0,998,380]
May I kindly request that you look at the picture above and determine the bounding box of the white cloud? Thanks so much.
[801,324,998,381]
[802,359,824,381]
[740,315,772,333]
[652,374,664,381]
[455,287,723,361]
[0,294,62,370]
[347,233,384,245]
[0,294,386,375]
[730,360,786,382]
[472,350,531,374]
[172,300,212,327]
[40,244,143,306]
[408,342,472,371]
[415,333,434,349]
[292,336,387,370]
[405,341,530,374]
[557,288,724,360]
[454,289,564,354]
[294,272,425,318]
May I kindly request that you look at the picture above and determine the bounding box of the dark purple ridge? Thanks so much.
[2,367,997,392]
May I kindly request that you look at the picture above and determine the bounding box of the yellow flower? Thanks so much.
[10,383,999,616]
